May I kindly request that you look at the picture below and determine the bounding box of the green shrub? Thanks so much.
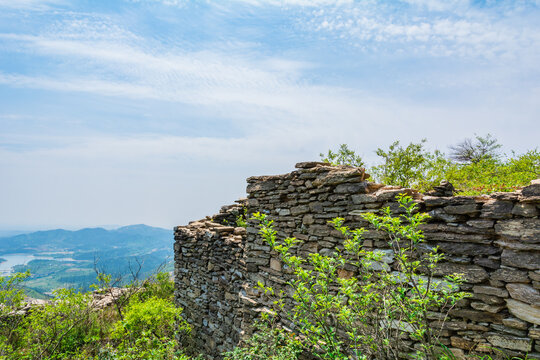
[18,288,100,359]
[112,296,188,342]
[224,315,302,360]
[0,270,193,360]
[320,144,365,168]
[98,338,190,360]
[371,139,450,191]
[322,137,539,195]
[445,150,540,195]
[0,271,28,310]
[136,272,175,302]
[253,195,468,360]
[110,296,191,359]
[0,271,30,357]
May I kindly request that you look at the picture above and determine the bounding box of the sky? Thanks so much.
[0,0,539,230]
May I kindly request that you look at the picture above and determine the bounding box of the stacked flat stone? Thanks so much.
[174,164,540,359]
[426,180,456,197]
[174,201,248,357]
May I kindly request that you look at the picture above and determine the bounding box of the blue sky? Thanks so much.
[1,0,539,229]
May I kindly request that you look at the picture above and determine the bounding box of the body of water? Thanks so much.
[0,253,78,275]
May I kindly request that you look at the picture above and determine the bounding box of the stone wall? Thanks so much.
[174,162,540,359]
[174,201,248,356]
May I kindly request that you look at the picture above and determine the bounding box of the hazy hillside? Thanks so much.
[0,225,173,297]
[0,224,171,253]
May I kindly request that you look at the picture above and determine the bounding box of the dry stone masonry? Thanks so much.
[174,162,540,359]
[174,201,248,356]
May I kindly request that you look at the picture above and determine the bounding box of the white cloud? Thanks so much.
[304,1,540,61]
[0,0,65,10]
[234,0,353,6]
[0,21,325,120]
[139,0,354,7]
[0,10,538,144]
[400,0,469,12]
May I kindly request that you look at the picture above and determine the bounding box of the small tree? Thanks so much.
[449,134,501,164]
[320,144,365,168]
[253,195,468,360]
[371,139,449,190]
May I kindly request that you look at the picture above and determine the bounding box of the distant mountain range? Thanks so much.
[0,224,172,254]
[0,225,174,297]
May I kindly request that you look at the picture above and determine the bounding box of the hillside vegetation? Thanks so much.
[321,135,539,195]
[0,271,191,360]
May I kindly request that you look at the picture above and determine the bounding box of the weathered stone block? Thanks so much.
[434,263,489,283]
[474,257,500,269]
[473,285,509,298]
[429,208,464,222]
[307,224,330,236]
[522,179,540,197]
[450,336,477,350]
[302,214,315,225]
[437,242,498,256]
[473,293,506,305]
[449,309,503,323]
[506,298,540,325]
[269,258,282,272]
[246,180,277,193]
[501,250,540,270]
[467,219,495,229]
[245,257,269,265]
[312,169,366,187]
[474,342,493,353]
[502,317,529,330]
[490,278,505,287]
[423,231,492,244]
[290,205,309,216]
[334,182,367,194]
[470,302,504,313]
[295,161,327,169]
[448,347,466,359]
[495,219,540,243]
[487,334,532,352]
[351,194,377,204]
[277,208,291,216]
[492,268,530,283]
[506,283,540,306]
[444,203,479,215]
[308,202,324,212]
[481,200,514,219]
[495,240,540,252]
[529,328,540,339]
[512,203,538,217]
[491,324,528,337]
[424,196,472,207]
[374,187,407,201]
[299,242,318,253]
